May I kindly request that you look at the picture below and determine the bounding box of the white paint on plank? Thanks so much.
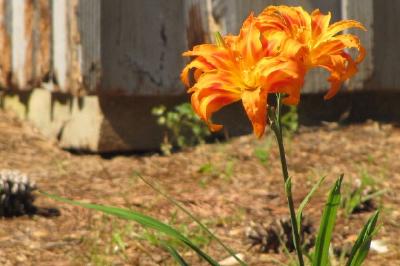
[11,0,26,88]
[52,0,67,91]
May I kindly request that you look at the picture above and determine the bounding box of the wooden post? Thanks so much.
[52,0,68,92]
[11,0,34,89]
[100,0,187,95]
[77,0,100,93]
[0,0,11,88]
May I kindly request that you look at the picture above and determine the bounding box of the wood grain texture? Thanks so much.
[100,0,187,95]
[52,0,68,92]
[0,0,11,88]
[11,0,31,89]
[341,0,374,92]
[66,0,82,95]
[31,0,51,87]
[366,0,400,90]
[78,0,100,93]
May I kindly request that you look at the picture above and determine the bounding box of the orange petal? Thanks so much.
[310,34,365,99]
[241,88,268,138]
[255,57,305,105]
[323,79,342,100]
[279,38,308,60]
[260,31,287,56]
[312,34,364,61]
[258,5,311,39]
[236,14,265,66]
[193,68,203,81]
[181,57,214,87]
[189,71,241,131]
[183,44,235,71]
[315,53,357,99]
[331,34,366,63]
[191,87,240,132]
[322,19,366,41]
[311,9,331,39]
[261,6,311,29]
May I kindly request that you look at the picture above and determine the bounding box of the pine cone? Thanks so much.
[0,169,37,217]
[246,216,315,253]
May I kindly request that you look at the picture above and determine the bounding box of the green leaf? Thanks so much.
[162,242,191,266]
[135,173,247,266]
[346,210,380,266]
[296,176,326,235]
[285,177,292,197]
[41,192,220,266]
[215,32,226,48]
[312,174,344,266]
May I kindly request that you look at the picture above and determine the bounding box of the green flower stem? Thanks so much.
[269,94,304,266]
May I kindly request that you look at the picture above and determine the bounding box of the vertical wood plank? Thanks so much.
[11,0,25,87]
[184,0,214,48]
[342,0,374,91]
[78,0,100,93]
[11,0,34,89]
[52,0,68,91]
[0,0,11,87]
[363,0,400,90]
[67,0,82,95]
[100,0,187,95]
[31,0,51,86]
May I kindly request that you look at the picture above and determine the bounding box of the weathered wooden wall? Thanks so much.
[0,0,398,96]
[100,0,187,95]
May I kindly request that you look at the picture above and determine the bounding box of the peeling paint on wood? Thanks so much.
[11,0,27,88]
[35,0,51,84]
[67,0,82,95]
[0,0,11,87]
[24,0,34,88]
[52,0,68,91]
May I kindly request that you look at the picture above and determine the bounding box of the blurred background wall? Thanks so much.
[0,0,398,152]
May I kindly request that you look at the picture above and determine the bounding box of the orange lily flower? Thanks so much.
[181,15,304,137]
[257,5,366,100]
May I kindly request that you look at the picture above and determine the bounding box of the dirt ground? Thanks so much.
[0,109,399,266]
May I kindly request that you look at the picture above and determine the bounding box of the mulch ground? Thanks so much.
[0,110,399,266]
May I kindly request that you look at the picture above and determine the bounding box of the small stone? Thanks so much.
[370,240,389,253]
[219,254,245,266]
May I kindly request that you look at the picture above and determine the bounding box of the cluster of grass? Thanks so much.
[197,159,236,187]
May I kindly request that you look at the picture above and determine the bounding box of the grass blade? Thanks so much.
[136,173,247,266]
[346,210,380,266]
[162,242,191,266]
[312,174,343,266]
[42,192,220,266]
[296,175,326,234]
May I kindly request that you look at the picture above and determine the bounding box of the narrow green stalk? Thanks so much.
[269,94,305,266]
